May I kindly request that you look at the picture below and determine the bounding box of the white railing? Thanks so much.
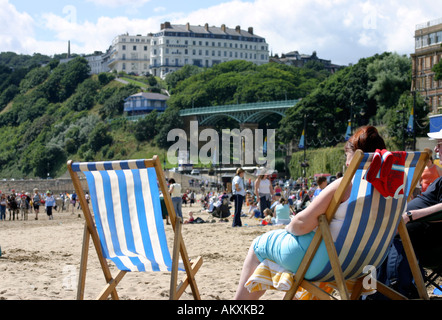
[416,17,442,31]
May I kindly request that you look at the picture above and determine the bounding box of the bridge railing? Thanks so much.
[179,99,300,116]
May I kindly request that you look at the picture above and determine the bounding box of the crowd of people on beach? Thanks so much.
[163,169,342,229]
[0,188,82,221]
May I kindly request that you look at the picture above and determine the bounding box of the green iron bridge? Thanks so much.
[178,99,300,125]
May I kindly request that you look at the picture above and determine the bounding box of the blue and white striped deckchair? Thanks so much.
[283,150,429,300]
[67,156,202,300]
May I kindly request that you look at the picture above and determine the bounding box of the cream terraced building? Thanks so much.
[107,33,152,75]
[107,22,269,79]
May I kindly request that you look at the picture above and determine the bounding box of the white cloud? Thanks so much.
[85,0,151,8]
[38,13,161,54]
[154,7,166,13]
[0,0,437,65]
[0,0,35,53]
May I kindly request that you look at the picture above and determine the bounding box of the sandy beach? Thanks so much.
[0,200,286,300]
[0,199,440,300]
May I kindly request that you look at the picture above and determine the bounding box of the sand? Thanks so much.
[0,200,440,300]
[0,201,286,300]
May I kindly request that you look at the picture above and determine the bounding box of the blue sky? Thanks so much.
[1,0,437,66]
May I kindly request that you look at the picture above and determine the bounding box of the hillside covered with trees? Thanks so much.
[0,51,438,179]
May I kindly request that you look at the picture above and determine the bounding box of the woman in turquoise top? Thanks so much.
[234,126,387,299]
[272,198,291,225]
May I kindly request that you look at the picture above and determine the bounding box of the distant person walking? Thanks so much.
[232,168,246,227]
[254,173,274,218]
[168,178,183,221]
[32,188,41,220]
[70,191,77,214]
[0,193,6,221]
[45,191,55,220]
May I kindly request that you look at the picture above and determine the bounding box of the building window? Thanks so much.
[122,45,126,50]
[133,45,137,50]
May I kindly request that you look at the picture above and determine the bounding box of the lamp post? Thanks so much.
[299,115,309,178]
[397,109,406,151]
[412,90,416,150]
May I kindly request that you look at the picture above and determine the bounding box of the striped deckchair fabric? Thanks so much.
[71,161,172,272]
[68,156,202,300]
[310,152,419,283]
[283,150,430,300]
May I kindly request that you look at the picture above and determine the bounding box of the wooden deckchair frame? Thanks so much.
[67,156,202,300]
[283,149,430,300]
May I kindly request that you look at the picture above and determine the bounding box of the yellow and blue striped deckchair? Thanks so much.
[67,156,202,300]
[283,150,430,300]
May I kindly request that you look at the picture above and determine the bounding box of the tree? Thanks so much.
[134,110,158,141]
[165,65,202,91]
[30,142,66,178]
[154,106,183,148]
[66,78,100,111]
[98,72,115,86]
[0,84,18,111]
[19,66,50,93]
[366,53,411,122]
[98,84,139,119]
[87,122,113,152]
[433,59,442,81]
[59,57,91,100]
[278,53,413,147]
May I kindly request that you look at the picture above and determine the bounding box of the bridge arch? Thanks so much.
[179,99,299,126]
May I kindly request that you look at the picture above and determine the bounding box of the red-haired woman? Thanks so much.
[234,126,386,299]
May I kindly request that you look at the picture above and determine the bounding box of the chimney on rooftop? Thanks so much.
[161,21,171,30]
[186,22,190,31]
[235,25,241,33]
[221,24,226,32]
[248,27,253,35]
[205,23,209,31]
